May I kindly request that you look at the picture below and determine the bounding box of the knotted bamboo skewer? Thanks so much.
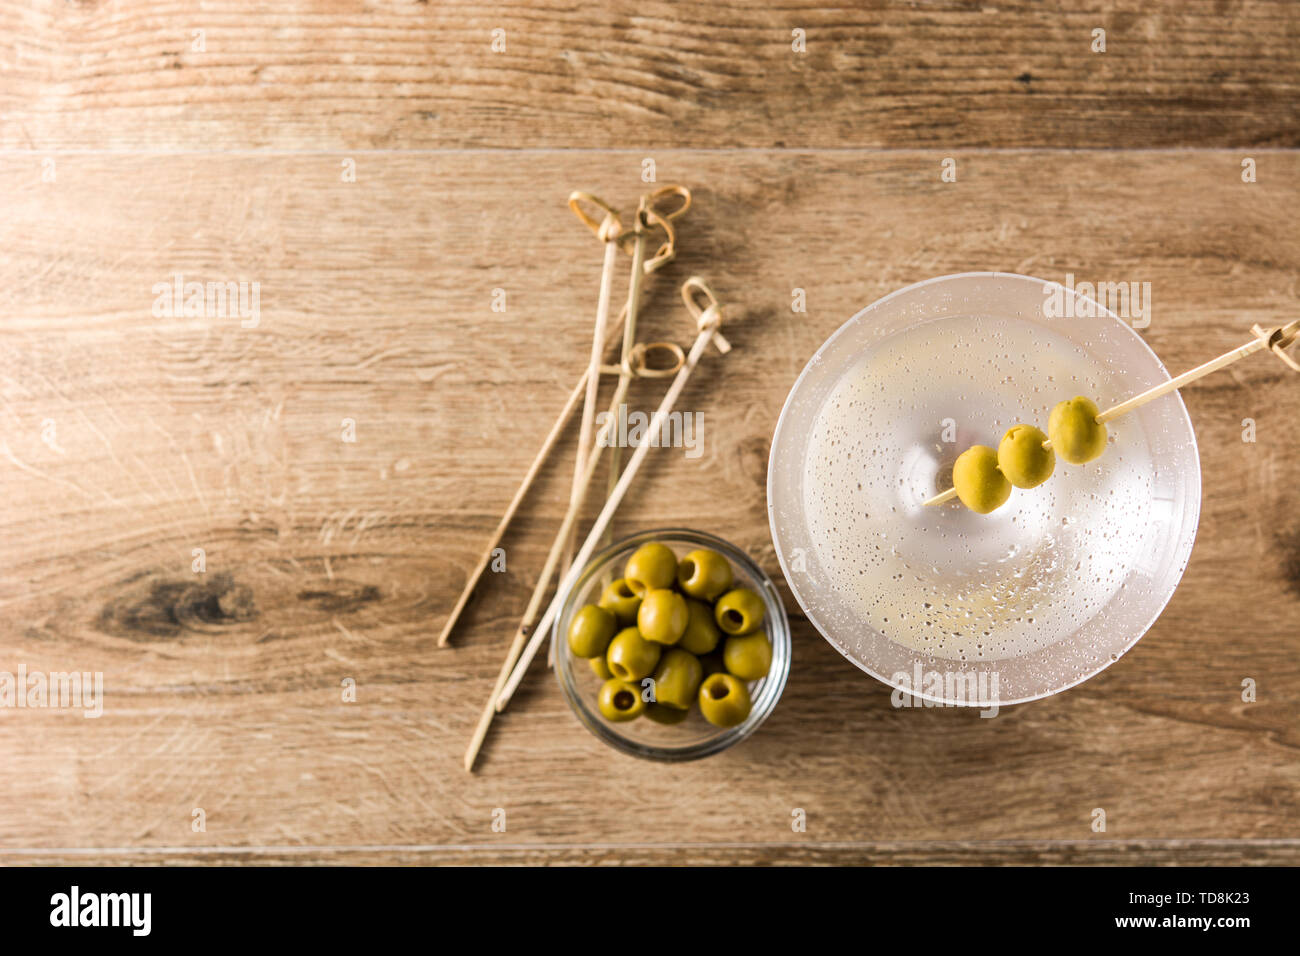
[560,192,626,578]
[550,185,692,668]
[923,318,1300,507]
[601,186,691,540]
[493,277,731,714]
[439,189,687,650]
[463,200,687,771]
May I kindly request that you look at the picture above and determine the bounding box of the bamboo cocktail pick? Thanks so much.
[493,277,731,714]
[547,200,641,672]
[550,185,692,668]
[559,193,625,578]
[441,189,686,650]
[923,318,1300,507]
[463,202,686,771]
[599,186,692,543]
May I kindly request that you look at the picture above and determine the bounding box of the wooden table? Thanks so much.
[2,1,1298,866]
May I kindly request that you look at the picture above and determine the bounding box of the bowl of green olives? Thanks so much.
[554,529,791,761]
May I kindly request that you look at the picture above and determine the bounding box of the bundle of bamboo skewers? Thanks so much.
[439,185,732,771]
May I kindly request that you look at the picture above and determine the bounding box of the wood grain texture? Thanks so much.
[2,151,1299,864]
[4,841,1300,867]
[2,1,1299,151]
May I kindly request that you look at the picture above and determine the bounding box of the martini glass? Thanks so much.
[767,272,1201,706]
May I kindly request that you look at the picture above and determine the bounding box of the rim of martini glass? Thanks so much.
[766,271,1202,707]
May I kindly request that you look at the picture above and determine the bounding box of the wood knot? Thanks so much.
[297,580,382,613]
[99,571,257,641]
[175,572,257,628]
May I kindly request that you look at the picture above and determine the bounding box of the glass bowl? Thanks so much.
[768,272,1201,706]
[554,528,791,761]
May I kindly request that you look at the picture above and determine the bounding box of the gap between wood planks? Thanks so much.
[3,147,1300,156]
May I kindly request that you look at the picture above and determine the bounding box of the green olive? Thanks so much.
[723,632,772,680]
[589,655,613,680]
[649,648,703,710]
[952,444,1012,514]
[1048,396,1108,465]
[645,702,690,725]
[676,548,733,601]
[566,604,616,658]
[598,578,642,626]
[714,587,765,636]
[597,679,645,722]
[698,673,752,728]
[678,598,722,655]
[637,588,688,645]
[624,542,678,596]
[997,424,1055,489]
[606,626,661,682]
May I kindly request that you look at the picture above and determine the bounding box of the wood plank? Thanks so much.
[1,151,1299,859]
[4,841,1299,866]
[2,1,1298,151]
